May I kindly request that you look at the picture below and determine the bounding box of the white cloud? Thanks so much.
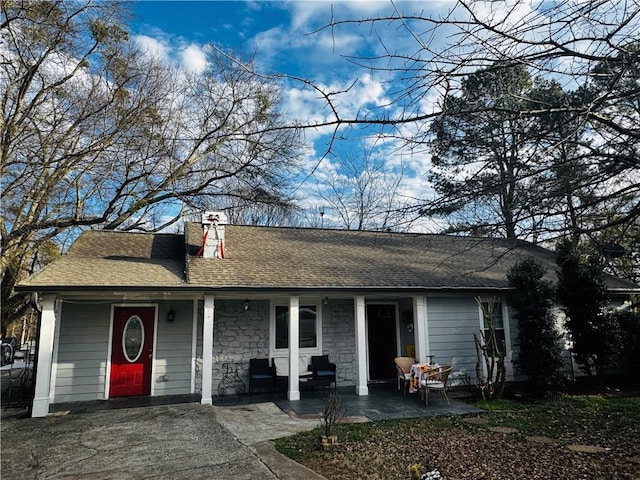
[252,26,288,57]
[135,34,169,61]
[288,0,401,31]
[134,35,208,74]
[354,73,389,107]
[181,44,208,74]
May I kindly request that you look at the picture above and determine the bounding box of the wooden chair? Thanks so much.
[249,358,274,396]
[394,356,415,395]
[420,365,452,405]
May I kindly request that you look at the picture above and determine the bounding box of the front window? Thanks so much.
[481,301,505,356]
[275,305,318,349]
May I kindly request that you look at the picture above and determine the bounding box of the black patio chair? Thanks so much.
[249,358,274,396]
[310,355,337,390]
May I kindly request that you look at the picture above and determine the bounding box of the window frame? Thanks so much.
[269,299,322,357]
[478,299,509,358]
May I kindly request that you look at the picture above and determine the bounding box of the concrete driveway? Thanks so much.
[1,402,325,480]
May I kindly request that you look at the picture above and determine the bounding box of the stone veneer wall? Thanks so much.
[200,297,360,396]
[321,298,356,386]
[210,299,270,396]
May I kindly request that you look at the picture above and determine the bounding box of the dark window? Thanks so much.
[482,301,505,356]
[275,305,317,349]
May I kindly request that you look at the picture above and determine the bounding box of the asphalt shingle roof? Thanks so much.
[18,223,639,293]
[184,223,638,292]
[20,231,185,288]
[184,223,544,289]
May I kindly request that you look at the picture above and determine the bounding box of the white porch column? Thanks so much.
[354,295,368,396]
[32,295,57,418]
[288,296,300,401]
[413,295,429,363]
[201,295,215,405]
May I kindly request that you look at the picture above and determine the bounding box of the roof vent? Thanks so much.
[200,212,227,258]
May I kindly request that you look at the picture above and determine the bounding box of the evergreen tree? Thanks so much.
[428,63,536,240]
[608,304,640,373]
[507,257,565,396]
[556,239,618,385]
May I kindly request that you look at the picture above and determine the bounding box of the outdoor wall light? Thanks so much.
[243,299,250,311]
[323,296,329,305]
[167,307,175,322]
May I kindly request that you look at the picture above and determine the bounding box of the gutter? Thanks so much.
[16,284,639,296]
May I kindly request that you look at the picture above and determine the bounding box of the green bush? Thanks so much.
[556,239,616,384]
[507,257,565,396]
[609,304,640,371]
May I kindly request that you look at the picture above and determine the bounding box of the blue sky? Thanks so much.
[129,1,582,231]
[132,2,291,55]
[129,1,446,229]
[131,1,403,78]
[120,1,639,234]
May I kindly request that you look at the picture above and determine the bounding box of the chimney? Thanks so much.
[200,211,227,258]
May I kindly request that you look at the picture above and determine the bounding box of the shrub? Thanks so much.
[556,239,617,386]
[507,257,565,396]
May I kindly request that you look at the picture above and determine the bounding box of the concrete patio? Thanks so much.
[38,385,480,421]
[213,382,484,421]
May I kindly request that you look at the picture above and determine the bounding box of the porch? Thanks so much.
[38,382,483,421]
[217,383,484,421]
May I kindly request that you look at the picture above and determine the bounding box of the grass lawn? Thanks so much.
[274,393,640,480]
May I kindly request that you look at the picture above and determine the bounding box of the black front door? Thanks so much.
[367,304,397,381]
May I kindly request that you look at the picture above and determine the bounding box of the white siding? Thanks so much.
[54,302,111,402]
[426,297,480,383]
[53,300,195,405]
[153,300,195,396]
[194,300,203,393]
[425,296,515,383]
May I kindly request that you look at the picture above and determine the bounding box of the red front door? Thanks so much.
[110,306,155,397]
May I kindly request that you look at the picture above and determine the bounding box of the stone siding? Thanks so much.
[210,299,270,396]
[321,299,356,386]
[197,298,364,396]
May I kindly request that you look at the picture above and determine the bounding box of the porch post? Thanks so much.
[32,295,57,417]
[354,295,368,396]
[288,296,300,401]
[413,295,429,363]
[201,295,215,405]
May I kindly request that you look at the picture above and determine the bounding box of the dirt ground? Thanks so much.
[300,424,640,480]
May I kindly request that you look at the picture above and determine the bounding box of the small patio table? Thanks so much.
[409,363,440,394]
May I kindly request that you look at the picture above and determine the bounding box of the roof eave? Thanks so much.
[15,284,514,295]
[608,288,640,295]
[16,283,639,296]
[14,284,193,293]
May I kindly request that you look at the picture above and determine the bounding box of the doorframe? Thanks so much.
[105,303,158,399]
[365,301,401,382]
